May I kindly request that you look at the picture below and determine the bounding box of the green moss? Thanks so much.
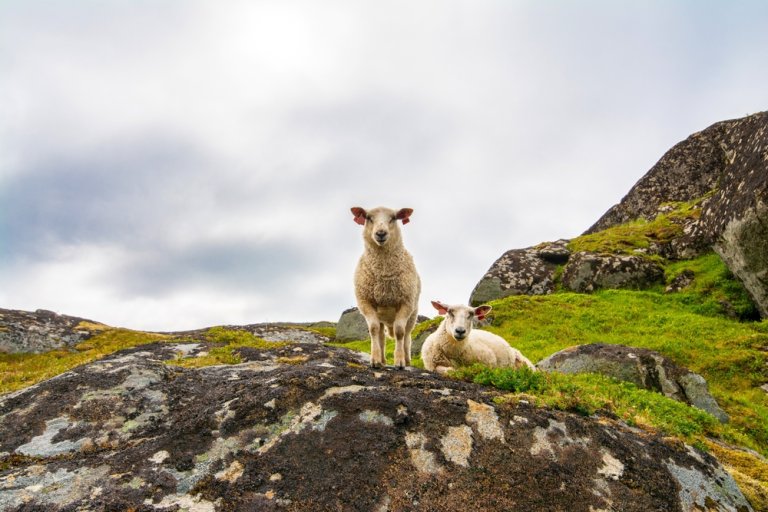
[568,199,701,255]
[166,327,284,368]
[0,328,171,394]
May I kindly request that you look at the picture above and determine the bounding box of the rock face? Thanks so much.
[0,342,751,511]
[537,343,729,423]
[588,111,768,315]
[0,308,105,354]
[335,307,370,342]
[561,253,665,293]
[469,240,569,306]
[471,112,768,316]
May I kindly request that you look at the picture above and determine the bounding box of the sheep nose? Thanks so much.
[454,327,466,338]
[375,230,387,239]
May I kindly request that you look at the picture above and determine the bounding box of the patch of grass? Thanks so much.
[166,327,284,368]
[330,338,425,369]
[665,252,759,320]
[706,441,768,511]
[306,325,337,339]
[568,199,701,255]
[0,329,171,395]
[452,365,726,441]
[478,291,768,454]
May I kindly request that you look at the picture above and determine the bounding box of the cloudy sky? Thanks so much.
[1,1,766,331]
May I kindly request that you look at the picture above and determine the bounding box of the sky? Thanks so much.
[1,1,767,331]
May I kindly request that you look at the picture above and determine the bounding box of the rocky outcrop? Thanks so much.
[0,308,106,354]
[537,343,729,423]
[471,112,767,315]
[469,240,569,306]
[0,342,751,511]
[588,111,768,314]
[561,253,665,293]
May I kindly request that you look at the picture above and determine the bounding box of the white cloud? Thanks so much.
[1,1,767,329]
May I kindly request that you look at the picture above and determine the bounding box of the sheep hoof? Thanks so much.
[370,362,383,369]
[396,364,405,370]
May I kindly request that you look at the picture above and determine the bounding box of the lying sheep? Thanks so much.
[421,301,535,375]
[351,206,421,369]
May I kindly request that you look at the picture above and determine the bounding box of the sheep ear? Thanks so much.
[351,207,366,226]
[396,208,413,225]
[431,301,449,315]
[475,305,492,321]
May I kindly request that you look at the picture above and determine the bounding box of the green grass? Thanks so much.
[473,290,768,453]
[0,328,172,394]
[165,327,285,368]
[568,199,701,255]
[665,252,759,319]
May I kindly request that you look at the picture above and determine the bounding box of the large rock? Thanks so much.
[588,111,768,314]
[0,342,752,511]
[335,307,370,342]
[537,343,729,423]
[469,240,570,306]
[0,308,105,354]
[561,252,665,293]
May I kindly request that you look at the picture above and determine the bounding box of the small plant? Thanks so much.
[166,327,284,368]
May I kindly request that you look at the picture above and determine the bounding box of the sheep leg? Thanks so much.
[403,314,417,366]
[359,304,385,367]
[392,307,412,369]
[368,321,387,368]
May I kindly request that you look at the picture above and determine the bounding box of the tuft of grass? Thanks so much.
[665,252,759,320]
[166,327,284,368]
[705,441,768,510]
[0,329,171,395]
[568,199,701,255]
[452,365,727,442]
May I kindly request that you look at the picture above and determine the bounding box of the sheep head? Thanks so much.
[350,206,413,248]
[431,301,492,342]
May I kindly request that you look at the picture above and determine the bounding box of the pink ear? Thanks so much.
[475,305,492,321]
[396,208,413,225]
[351,207,366,226]
[431,300,449,315]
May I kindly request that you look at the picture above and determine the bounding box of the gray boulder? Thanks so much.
[588,111,768,315]
[561,252,665,293]
[0,308,105,354]
[0,342,750,511]
[469,240,570,306]
[537,343,729,423]
[335,307,369,342]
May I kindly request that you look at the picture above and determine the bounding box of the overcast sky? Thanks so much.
[1,1,766,331]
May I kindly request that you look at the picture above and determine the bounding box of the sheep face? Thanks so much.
[431,301,492,342]
[351,206,413,248]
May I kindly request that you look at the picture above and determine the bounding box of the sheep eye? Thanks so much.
[365,216,372,222]
[468,311,475,318]
[389,216,396,223]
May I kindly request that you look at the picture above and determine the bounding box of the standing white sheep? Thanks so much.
[421,301,535,375]
[351,206,421,369]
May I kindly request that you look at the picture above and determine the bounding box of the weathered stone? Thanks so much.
[0,308,105,354]
[469,240,570,306]
[537,343,729,423]
[715,201,768,318]
[336,307,371,342]
[666,269,696,293]
[587,111,768,315]
[0,342,751,511]
[561,252,665,293]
